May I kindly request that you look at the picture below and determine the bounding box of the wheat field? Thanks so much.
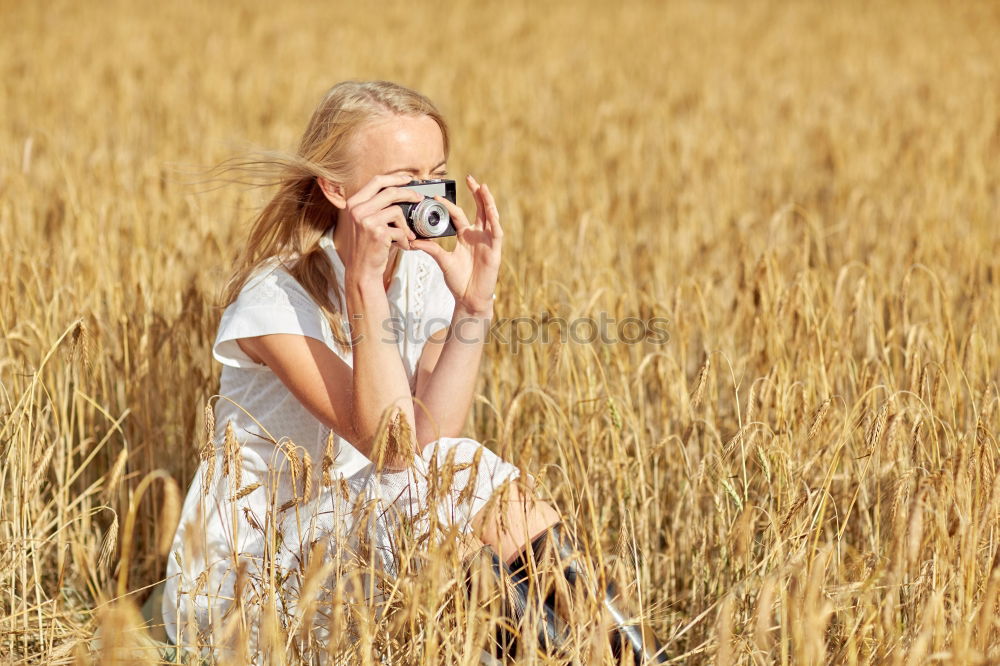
[2,0,999,663]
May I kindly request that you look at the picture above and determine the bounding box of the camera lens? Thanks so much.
[410,199,450,238]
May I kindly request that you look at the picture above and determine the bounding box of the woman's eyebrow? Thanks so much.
[388,160,448,173]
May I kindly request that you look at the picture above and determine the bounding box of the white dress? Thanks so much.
[161,227,522,658]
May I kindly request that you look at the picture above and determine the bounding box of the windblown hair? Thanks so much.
[218,80,450,349]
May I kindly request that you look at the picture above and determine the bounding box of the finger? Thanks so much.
[386,227,413,250]
[367,205,417,241]
[480,184,503,238]
[433,195,471,232]
[467,174,486,227]
[476,186,491,229]
[348,173,419,209]
[410,238,448,261]
[354,186,424,219]
[466,173,483,198]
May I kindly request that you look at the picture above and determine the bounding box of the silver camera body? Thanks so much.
[396,179,457,239]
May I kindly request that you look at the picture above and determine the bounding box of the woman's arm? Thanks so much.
[236,307,415,470]
[343,271,417,467]
[237,295,487,462]
[239,173,425,469]
[412,305,493,446]
[337,175,427,468]
[237,333,359,441]
[410,175,502,447]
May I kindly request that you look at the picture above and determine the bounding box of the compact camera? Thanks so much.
[396,179,457,239]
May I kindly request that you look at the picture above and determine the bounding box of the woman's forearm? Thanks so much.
[345,274,417,467]
[414,304,493,446]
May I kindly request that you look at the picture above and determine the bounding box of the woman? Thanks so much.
[161,80,664,663]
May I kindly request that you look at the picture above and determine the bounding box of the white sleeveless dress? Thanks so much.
[161,228,522,658]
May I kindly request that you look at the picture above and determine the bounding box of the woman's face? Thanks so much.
[342,113,447,199]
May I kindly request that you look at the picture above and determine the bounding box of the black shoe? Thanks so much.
[462,545,570,660]
[507,523,669,664]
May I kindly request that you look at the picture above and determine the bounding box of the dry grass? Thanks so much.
[2,0,999,663]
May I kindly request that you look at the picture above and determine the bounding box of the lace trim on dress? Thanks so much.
[413,255,431,324]
[406,256,433,392]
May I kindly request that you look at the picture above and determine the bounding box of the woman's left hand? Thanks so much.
[411,175,502,316]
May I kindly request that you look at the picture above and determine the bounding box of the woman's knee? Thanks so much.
[469,478,562,564]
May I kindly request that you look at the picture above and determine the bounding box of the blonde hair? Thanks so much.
[218,80,449,349]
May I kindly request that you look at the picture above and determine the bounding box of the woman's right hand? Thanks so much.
[338,173,423,282]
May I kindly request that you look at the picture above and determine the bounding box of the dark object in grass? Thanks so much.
[507,522,669,664]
